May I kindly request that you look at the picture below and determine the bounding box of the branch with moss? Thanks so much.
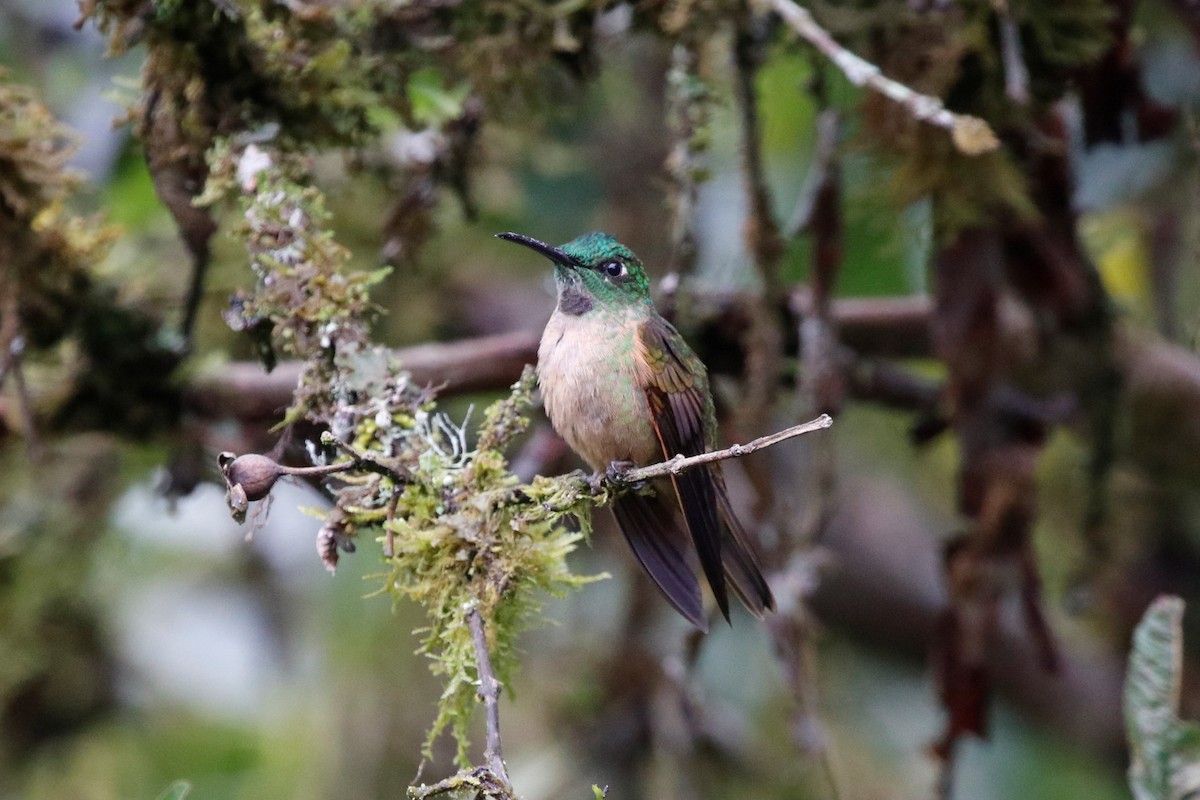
[466,605,510,786]
[0,72,180,443]
[151,15,855,793]
[219,364,833,784]
[766,0,1000,156]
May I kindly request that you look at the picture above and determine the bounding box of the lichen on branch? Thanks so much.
[378,366,604,763]
[206,137,604,767]
[201,140,389,413]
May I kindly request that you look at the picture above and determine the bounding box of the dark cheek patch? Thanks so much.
[559,285,594,315]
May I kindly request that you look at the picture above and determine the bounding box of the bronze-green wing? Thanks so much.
[634,316,731,621]
[634,315,775,621]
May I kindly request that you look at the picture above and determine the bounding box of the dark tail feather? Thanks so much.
[712,472,775,616]
[612,492,708,632]
[669,467,731,622]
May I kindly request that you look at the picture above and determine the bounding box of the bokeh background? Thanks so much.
[4,0,1200,798]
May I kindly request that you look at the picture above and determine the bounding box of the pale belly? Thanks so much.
[538,311,661,471]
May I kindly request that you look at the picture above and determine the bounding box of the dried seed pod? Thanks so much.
[220,452,284,501]
[219,451,285,523]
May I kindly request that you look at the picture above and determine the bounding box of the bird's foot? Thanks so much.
[605,459,647,490]
[586,471,607,494]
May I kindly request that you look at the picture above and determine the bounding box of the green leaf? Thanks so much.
[1125,595,1200,800]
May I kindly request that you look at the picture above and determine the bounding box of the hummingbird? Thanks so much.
[497,231,775,630]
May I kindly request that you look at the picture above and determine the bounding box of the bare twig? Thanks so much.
[384,492,399,558]
[219,438,409,524]
[179,243,211,349]
[618,414,833,484]
[465,605,511,788]
[993,0,1030,105]
[731,4,789,534]
[791,102,842,548]
[767,0,1000,155]
[772,80,842,798]
[785,109,842,239]
[663,41,708,299]
[320,432,410,481]
[733,7,787,439]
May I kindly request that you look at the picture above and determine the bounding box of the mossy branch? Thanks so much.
[218,358,834,781]
[219,365,603,770]
[767,0,1000,156]
[466,604,510,786]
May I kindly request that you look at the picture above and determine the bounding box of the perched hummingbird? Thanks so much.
[497,231,775,630]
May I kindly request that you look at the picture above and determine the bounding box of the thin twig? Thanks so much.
[279,462,358,478]
[384,491,399,558]
[619,414,833,484]
[320,432,409,481]
[733,5,788,525]
[791,97,842,551]
[767,0,1000,155]
[663,40,707,303]
[993,0,1030,105]
[465,605,511,788]
[772,70,843,798]
[786,109,842,239]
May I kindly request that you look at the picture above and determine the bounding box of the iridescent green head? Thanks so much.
[497,231,652,315]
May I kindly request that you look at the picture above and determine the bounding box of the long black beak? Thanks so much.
[496,232,581,268]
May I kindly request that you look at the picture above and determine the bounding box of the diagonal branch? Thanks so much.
[767,0,999,155]
[618,414,833,484]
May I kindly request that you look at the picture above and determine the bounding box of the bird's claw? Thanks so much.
[605,459,646,490]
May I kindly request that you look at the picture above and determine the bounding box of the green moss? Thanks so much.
[206,144,604,761]
[372,367,603,763]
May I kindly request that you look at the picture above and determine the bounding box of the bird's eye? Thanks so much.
[602,260,625,278]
